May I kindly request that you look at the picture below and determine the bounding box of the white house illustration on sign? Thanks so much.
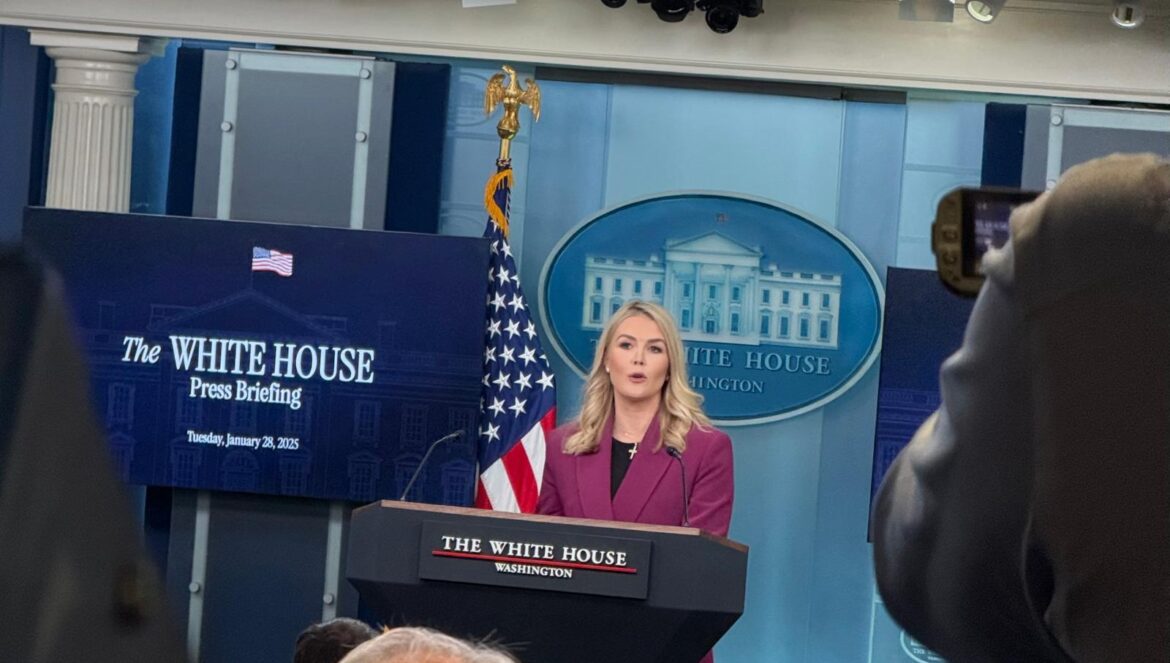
[581,232,842,349]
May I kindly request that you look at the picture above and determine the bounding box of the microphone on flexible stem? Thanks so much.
[399,429,465,502]
[665,447,691,528]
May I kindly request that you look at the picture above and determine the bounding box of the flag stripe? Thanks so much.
[477,462,518,512]
[473,479,494,510]
[523,408,556,494]
[500,437,539,513]
[252,262,293,276]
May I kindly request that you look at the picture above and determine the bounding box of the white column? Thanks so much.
[744,270,755,339]
[30,30,164,212]
[721,265,731,338]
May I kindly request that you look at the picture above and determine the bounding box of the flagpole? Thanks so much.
[475,66,554,513]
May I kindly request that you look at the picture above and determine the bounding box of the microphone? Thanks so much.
[666,447,691,527]
[399,429,465,501]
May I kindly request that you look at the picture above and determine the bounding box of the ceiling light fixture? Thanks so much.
[598,0,763,33]
[650,0,694,22]
[698,0,742,32]
[1111,1,1145,28]
[965,0,1004,23]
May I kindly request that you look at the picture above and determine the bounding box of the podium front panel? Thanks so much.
[347,501,748,663]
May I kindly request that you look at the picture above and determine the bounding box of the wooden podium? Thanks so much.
[347,501,748,663]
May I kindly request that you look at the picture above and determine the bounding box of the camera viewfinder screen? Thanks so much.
[961,190,1039,276]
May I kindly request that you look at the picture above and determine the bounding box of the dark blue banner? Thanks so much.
[24,209,490,503]
[870,267,974,501]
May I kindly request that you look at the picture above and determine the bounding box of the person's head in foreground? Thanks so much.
[294,617,380,663]
[338,626,517,663]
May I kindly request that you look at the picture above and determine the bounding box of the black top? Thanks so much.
[611,437,636,499]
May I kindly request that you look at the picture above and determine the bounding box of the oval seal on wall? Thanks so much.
[539,192,883,425]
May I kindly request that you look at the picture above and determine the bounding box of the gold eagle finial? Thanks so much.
[484,64,541,144]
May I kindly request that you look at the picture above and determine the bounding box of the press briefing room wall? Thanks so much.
[1,11,1168,662]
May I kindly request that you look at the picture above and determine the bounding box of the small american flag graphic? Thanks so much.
[252,247,294,277]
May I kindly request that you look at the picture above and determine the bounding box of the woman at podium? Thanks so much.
[537,300,734,537]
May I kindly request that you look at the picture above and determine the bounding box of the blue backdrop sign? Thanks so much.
[870,267,974,501]
[24,209,489,503]
[539,193,884,424]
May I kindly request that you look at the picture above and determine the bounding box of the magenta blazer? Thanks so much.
[537,415,734,663]
[537,414,734,537]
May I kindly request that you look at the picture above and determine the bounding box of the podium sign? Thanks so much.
[348,501,748,663]
[417,520,652,599]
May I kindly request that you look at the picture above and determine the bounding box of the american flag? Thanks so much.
[252,247,294,277]
[475,158,556,513]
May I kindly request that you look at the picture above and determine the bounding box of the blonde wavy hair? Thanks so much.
[564,300,709,456]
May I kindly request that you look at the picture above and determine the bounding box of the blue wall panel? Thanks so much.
[721,415,825,661]
[896,100,985,269]
[521,79,612,421]
[132,41,179,215]
[805,100,906,662]
[501,86,984,662]
[981,103,1027,187]
[604,85,845,224]
[0,27,44,241]
[385,62,450,234]
[500,79,910,662]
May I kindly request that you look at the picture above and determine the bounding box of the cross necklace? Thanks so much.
[615,431,642,459]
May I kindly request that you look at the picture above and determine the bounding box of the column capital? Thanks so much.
[28,29,167,56]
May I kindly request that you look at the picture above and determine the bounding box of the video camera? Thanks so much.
[932,187,1041,296]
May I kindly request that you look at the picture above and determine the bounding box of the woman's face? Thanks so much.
[604,314,671,408]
